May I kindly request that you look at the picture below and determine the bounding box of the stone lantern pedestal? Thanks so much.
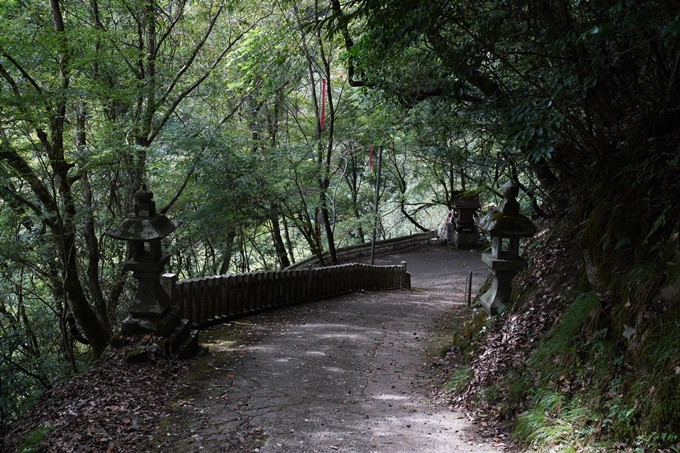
[476,182,536,315]
[479,253,528,315]
[106,185,198,358]
[124,256,171,318]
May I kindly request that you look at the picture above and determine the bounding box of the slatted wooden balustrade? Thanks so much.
[162,262,410,328]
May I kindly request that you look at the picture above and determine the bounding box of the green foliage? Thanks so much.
[504,265,679,448]
[505,370,531,410]
[649,375,680,432]
[506,99,563,163]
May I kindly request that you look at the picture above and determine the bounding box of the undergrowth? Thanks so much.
[447,216,680,452]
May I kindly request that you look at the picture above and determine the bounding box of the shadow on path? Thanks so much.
[154,246,505,453]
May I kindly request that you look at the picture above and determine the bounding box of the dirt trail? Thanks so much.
[153,246,505,452]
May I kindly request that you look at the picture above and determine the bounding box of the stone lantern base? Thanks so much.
[479,253,527,315]
[121,305,182,336]
[121,305,199,359]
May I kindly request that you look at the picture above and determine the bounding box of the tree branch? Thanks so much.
[0,52,44,95]
[158,160,197,214]
[154,0,189,58]
[0,351,51,389]
[0,133,58,227]
[330,0,370,88]
[157,4,225,108]
[147,12,269,144]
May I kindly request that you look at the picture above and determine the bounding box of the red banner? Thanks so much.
[320,78,326,130]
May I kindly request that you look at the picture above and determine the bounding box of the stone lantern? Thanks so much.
[452,193,481,249]
[476,181,536,315]
[106,185,182,335]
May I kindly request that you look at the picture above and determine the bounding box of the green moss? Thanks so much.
[628,319,680,435]
[607,398,640,441]
[124,346,149,362]
[588,339,617,389]
[649,375,680,433]
[580,201,658,292]
[472,274,493,307]
[108,332,125,348]
[16,425,53,453]
[580,203,611,254]
[611,264,663,336]
[527,292,601,380]
[462,309,488,340]
[643,321,680,375]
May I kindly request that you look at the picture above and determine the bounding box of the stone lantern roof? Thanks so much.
[476,209,536,238]
[476,181,536,238]
[105,185,181,242]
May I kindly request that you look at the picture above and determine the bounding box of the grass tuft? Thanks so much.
[443,366,473,395]
[514,389,595,449]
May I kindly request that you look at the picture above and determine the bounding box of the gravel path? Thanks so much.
[153,246,503,453]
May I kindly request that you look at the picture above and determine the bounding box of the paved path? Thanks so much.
[155,246,502,453]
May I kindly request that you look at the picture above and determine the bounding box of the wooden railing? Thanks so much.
[162,262,410,328]
[285,230,438,270]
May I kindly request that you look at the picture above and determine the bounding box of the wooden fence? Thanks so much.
[162,262,410,328]
[285,230,438,269]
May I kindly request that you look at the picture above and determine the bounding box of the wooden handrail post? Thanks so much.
[225,275,234,316]
[190,279,199,326]
[306,264,313,302]
[161,273,177,306]
[206,277,214,321]
[198,278,206,324]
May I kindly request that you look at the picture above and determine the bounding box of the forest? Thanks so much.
[1,0,679,451]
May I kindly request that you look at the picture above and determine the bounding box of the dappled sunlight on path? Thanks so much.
[156,246,508,452]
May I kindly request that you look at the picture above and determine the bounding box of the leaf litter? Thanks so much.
[0,335,186,453]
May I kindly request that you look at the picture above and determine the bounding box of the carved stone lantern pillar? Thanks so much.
[105,185,182,335]
[476,181,536,315]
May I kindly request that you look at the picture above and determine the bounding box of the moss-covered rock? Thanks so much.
[463,309,489,340]
[649,375,680,433]
[16,425,53,453]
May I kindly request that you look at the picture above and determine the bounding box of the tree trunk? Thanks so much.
[55,223,110,355]
[282,215,296,264]
[271,215,291,269]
